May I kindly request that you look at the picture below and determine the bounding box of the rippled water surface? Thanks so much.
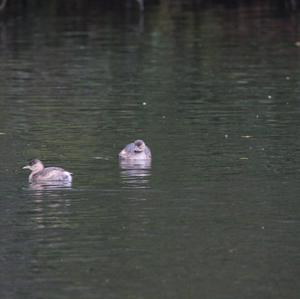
[1,3,300,299]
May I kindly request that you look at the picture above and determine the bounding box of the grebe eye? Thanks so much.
[29,159,38,166]
[135,140,143,146]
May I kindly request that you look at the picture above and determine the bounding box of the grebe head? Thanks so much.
[134,140,146,153]
[22,159,44,172]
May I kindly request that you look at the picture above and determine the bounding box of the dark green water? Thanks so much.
[0,3,300,299]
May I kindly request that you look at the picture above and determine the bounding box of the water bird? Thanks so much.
[119,139,151,160]
[23,159,72,183]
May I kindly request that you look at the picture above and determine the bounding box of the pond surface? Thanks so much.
[0,3,300,299]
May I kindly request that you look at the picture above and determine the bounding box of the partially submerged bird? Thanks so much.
[119,139,151,160]
[23,159,72,183]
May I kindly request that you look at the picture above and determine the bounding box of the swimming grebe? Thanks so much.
[119,140,151,160]
[23,159,72,183]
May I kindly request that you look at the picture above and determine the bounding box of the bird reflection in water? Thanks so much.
[27,181,72,192]
[25,181,73,230]
[119,159,152,188]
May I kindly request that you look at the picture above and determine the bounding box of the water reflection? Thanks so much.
[26,181,72,191]
[24,181,73,199]
[24,182,73,230]
[119,159,152,189]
